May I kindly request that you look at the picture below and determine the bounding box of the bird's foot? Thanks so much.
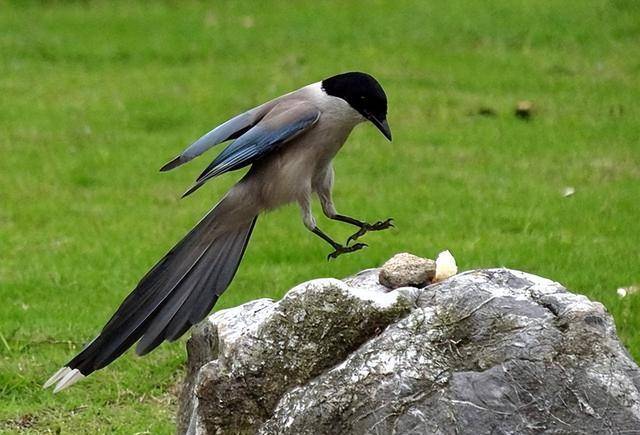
[327,243,368,260]
[347,218,394,244]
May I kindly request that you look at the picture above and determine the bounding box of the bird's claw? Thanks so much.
[369,218,395,231]
[347,218,394,244]
[327,243,368,260]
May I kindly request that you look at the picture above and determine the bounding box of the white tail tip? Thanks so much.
[44,367,85,393]
[43,366,71,389]
[52,368,85,393]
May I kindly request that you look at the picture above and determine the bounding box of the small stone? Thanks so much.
[434,250,458,282]
[515,100,534,119]
[378,253,435,289]
[617,285,639,298]
[562,186,576,197]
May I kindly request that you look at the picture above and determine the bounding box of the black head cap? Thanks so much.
[321,72,391,140]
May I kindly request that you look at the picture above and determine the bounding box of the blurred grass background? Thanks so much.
[1,0,639,432]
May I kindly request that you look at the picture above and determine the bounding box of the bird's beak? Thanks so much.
[368,115,392,141]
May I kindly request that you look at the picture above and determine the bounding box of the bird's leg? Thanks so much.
[311,227,367,260]
[332,214,394,245]
[299,197,366,260]
[317,179,394,245]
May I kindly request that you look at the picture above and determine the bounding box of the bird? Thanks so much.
[44,71,394,393]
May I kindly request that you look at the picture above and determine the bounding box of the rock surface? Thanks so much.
[178,260,640,435]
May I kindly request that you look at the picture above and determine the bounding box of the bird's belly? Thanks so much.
[249,127,351,209]
[257,152,316,208]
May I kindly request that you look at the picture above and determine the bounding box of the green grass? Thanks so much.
[1,0,639,432]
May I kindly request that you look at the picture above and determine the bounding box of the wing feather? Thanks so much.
[160,99,278,171]
[182,100,320,197]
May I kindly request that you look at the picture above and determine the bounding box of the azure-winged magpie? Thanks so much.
[45,72,393,392]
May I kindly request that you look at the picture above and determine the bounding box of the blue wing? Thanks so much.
[182,101,320,197]
[160,99,279,172]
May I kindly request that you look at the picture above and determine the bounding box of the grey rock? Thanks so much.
[179,267,640,435]
[378,252,436,289]
[179,277,412,434]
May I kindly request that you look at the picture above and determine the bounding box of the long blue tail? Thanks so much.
[44,205,256,392]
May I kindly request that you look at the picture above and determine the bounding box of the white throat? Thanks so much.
[304,82,365,125]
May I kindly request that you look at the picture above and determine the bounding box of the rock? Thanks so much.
[434,250,458,282]
[515,100,534,119]
[178,264,640,435]
[178,276,413,434]
[378,252,436,289]
[617,285,640,298]
[561,186,576,198]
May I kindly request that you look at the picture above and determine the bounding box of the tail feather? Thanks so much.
[136,224,253,355]
[161,229,243,342]
[45,203,257,392]
[135,240,224,355]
